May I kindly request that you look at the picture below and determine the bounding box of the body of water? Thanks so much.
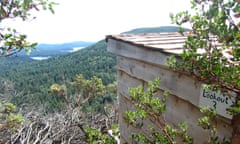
[30,56,51,60]
[70,47,84,52]
[30,47,85,60]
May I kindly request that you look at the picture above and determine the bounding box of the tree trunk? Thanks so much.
[232,114,240,144]
[232,96,240,144]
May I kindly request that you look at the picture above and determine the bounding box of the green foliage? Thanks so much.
[71,74,106,98]
[0,0,55,135]
[124,78,193,144]
[168,0,240,142]
[4,102,16,113]
[0,40,117,109]
[49,83,67,96]
[228,100,240,114]
[49,74,117,112]
[86,125,119,144]
[0,0,57,57]
[198,107,230,143]
[125,78,167,128]
[0,26,186,110]
[48,75,119,143]
[122,78,230,143]
[0,0,57,112]
[170,0,240,98]
[0,101,24,131]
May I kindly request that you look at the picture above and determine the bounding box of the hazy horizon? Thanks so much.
[3,0,192,44]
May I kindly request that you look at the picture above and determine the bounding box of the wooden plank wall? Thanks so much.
[107,38,232,144]
[117,56,232,143]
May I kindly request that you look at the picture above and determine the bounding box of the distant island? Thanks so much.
[20,41,95,58]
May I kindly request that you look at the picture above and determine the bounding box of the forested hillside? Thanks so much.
[0,40,115,109]
[0,26,188,110]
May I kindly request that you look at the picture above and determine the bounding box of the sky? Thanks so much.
[4,0,192,44]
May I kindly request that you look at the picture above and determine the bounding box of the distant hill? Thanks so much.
[123,26,189,34]
[20,41,94,57]
[0,26,187,108]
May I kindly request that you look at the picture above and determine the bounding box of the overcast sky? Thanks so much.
[4,0,192,44]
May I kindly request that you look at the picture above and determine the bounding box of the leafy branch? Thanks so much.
[124,78,193,144]
[0,0,57,57]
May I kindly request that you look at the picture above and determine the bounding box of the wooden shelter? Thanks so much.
[106,32,234,144]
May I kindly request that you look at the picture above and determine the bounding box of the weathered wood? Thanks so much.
[118,71,232,144]
[117,56,201,107]
[118,93,163,144]
[107,34,234,144]
[107,39,175,66]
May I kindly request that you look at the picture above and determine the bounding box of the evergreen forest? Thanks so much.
[0,26,187,112]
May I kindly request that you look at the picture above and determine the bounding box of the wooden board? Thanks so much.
[107,39,173,67]
[118,78,232,144]
[117,56,201,107]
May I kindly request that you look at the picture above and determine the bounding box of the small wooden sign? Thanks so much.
[199,87,235,119]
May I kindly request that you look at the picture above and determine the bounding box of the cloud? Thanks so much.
[2,0,191,43]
